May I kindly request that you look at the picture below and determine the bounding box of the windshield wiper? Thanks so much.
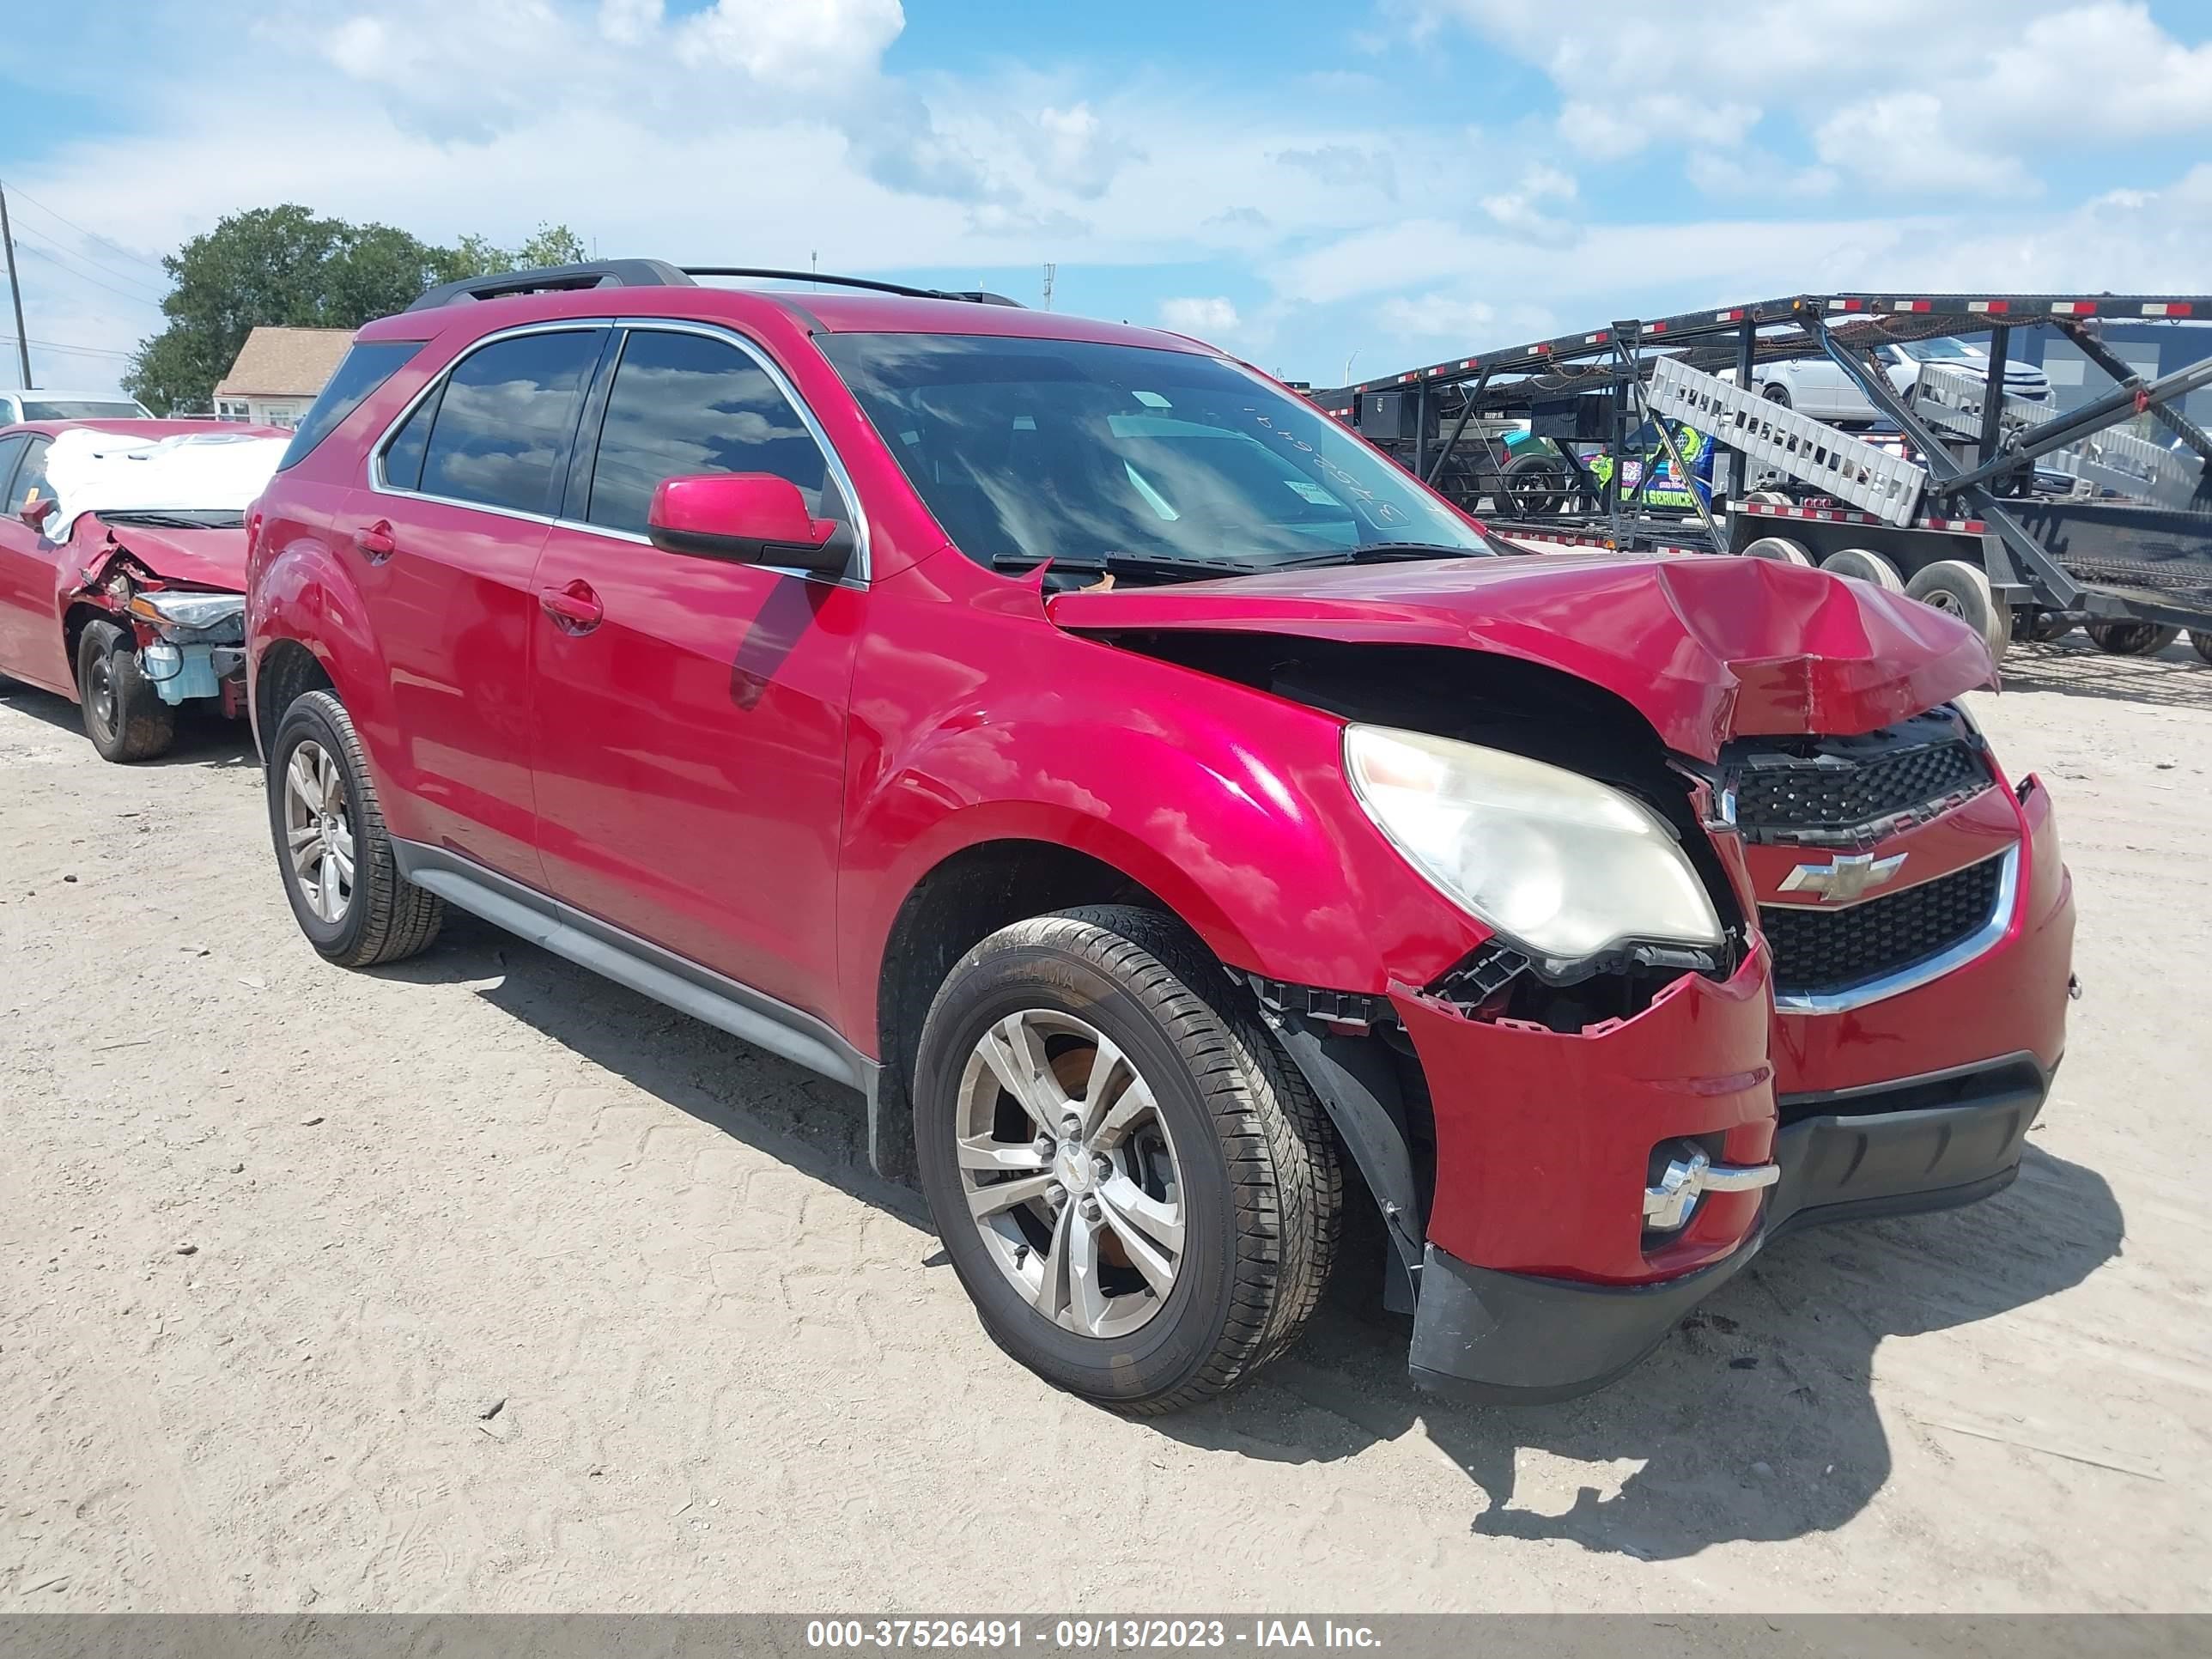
[1340,540,1497,561]
[990,549,1284,582]
[97,510,245,530]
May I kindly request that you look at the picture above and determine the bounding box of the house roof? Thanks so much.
[213,326,356,398]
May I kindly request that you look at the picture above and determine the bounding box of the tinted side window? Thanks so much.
[420,330,603,516]
[0,435,27,504]
[276,340,422,470]
[11,438,53,515]
[586,330,841,536]
[380,383,441,493]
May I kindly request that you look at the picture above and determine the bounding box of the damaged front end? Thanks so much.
[83,551,249,715]
[1047,552,2054,1401]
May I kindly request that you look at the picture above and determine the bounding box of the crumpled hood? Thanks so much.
[1045,552,1996,762]
[74,518,247,594]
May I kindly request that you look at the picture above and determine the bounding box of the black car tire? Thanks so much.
[914,905,1340,1413]
[1500,453,1568,516]
[1760,382,1792,408]
[2192,629,2212,665]
[75,618,175,763]
[265,689,443,967]
[2023,613,2077,644]
[2085,621,2179,657]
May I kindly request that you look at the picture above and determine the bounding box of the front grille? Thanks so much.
[1763,854,2004,995]
[1734,739,1986,836]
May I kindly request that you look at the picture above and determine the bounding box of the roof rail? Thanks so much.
[684,267,1024,307]
[404,259,697,313]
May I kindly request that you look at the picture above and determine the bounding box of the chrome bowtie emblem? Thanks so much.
[1779,851,1908,903]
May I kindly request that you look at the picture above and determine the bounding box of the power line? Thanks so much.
[9,222,167,300]
[2,184,169,277]
[12,238,165,310]
[2,332,136,361]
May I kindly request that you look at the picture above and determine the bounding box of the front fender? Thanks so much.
[836,603,1489,1049]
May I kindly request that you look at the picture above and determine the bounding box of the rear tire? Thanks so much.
[2085,621,2179,657]
[2023,613,2076,643]
[1820,548,1905,591]
[1906,559,2013,659]
[75,618,174,763]
[913,905,1340,1413]
[265,689,443,967]
[1741,536,1814,566]
[2192,629,2212,664]
[1760,382,1792,409]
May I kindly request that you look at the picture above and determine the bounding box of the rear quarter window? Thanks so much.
[276,340,426,471]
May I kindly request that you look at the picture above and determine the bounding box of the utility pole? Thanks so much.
[0,181,31,389]
[1042,262,1055,311]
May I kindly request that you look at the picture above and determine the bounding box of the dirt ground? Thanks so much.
[2,635,2208,1615]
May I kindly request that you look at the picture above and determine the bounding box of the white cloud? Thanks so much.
[1402,0,2212,195]
[1159,297,1241,335]
[1376,292,1497,339]
[1033,104,1138,198]
[1813,94,2036,198]
[597,0,662,45]
[675,0,904,87]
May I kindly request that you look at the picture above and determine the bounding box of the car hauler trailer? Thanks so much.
[1308,293,2212,663]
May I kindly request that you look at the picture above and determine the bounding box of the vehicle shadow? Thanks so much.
[368,908,927,1224]
[2000,634,2212,710]
[0,677,256,767]
[1165,1141,2123,1559]
[370,911,2122,1561]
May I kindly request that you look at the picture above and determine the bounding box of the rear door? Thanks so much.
[0,434,70,693]
[526,322,866,1021]
[329,325,608,886]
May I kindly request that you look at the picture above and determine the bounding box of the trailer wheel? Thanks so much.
[1905,559,2013,659]
[2193,629,2212,665]
[1741,537,1814,566]
[1820,549,1905,592]
[2023,614,2076,643]
[2085,621,2179,657]
[1501,453,1568,516]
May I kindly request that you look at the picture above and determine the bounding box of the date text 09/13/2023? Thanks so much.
[804,1619,1383,1650]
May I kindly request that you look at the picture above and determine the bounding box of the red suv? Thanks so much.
[246,261,2075,1412]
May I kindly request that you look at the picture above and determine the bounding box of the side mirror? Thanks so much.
[19,496,55,532]
[647,473,852,575]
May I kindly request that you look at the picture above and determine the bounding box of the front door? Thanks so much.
[0,435,70,693]
[528,324,864,1023]
[329,325,608,886]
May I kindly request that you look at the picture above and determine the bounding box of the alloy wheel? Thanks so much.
[283,739,356,924]
[956,1008,1188,1340]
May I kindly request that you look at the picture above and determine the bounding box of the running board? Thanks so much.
[391,841,878,1097]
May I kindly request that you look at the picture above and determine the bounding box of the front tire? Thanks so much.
[913,906,1340,1413]
[76,618,174,763]
[265,690,442,967]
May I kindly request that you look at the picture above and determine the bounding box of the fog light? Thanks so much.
[1643,1139,1781,1232]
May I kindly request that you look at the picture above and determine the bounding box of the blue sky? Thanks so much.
[3,0,2210,397]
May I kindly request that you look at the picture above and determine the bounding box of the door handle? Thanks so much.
[538,580,605,632]
[354,520,396,562]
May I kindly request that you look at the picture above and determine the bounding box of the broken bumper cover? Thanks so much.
[1407,1051,2051,1402]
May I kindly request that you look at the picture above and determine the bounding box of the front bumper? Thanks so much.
[1408,1051,2051,1402]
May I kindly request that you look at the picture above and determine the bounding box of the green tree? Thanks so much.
[125,207,590,413]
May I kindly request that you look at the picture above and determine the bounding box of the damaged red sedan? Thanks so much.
[0,419,289,760]
[245,264,2075,1410]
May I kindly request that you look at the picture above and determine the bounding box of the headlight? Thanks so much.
[127,591,246,633]
[1344,724,1723,963]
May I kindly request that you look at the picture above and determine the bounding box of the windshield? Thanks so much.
[23,398,149,421]
[1899,338,1978,362]
[817,333,1488,576]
